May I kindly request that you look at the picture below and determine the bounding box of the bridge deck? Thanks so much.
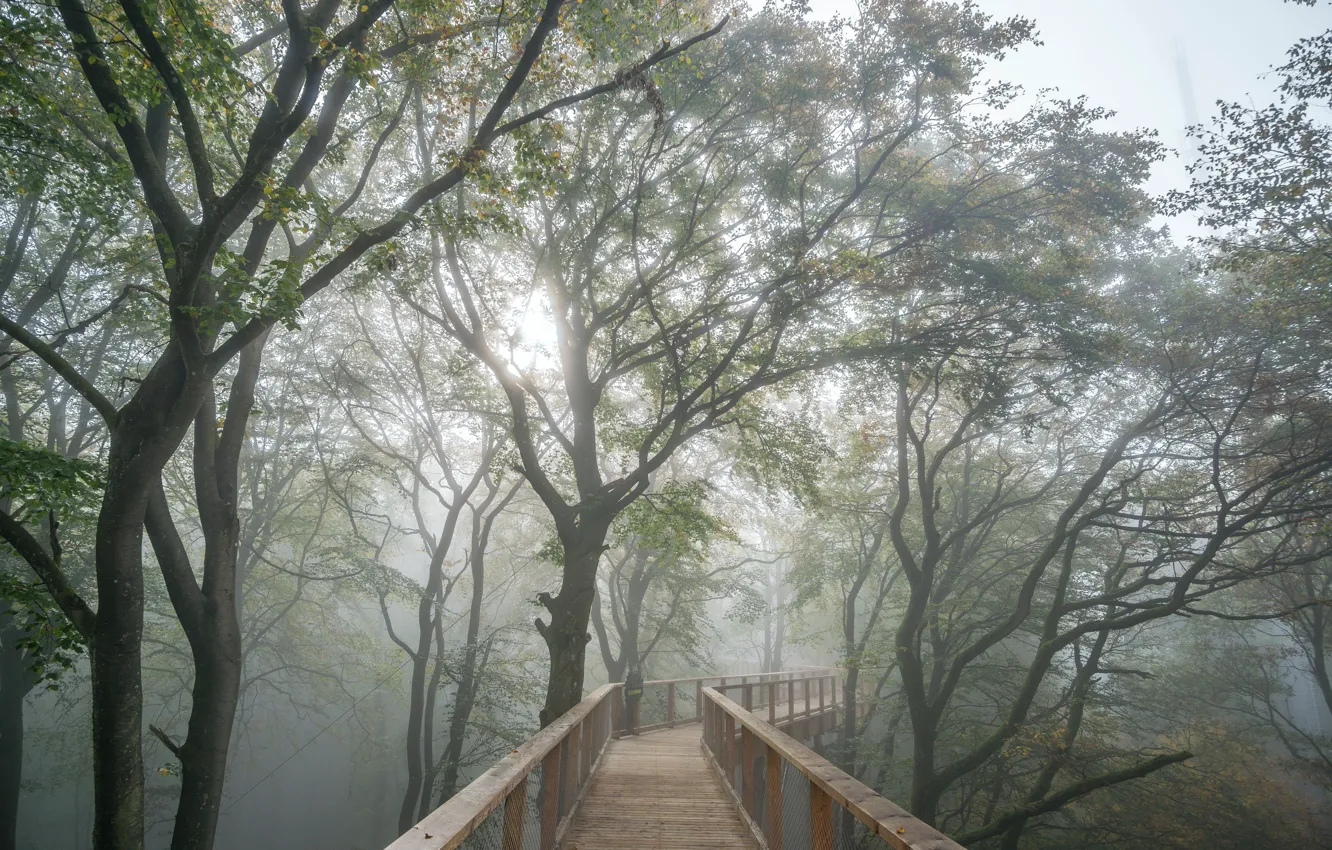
[563,724,755,849]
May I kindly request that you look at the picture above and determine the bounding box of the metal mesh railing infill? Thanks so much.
[385,684,616,850]
[702,683,966,850]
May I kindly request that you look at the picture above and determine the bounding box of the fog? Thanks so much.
[2,1,1332,849]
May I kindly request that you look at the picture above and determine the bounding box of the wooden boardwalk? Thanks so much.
[562,724,757,849]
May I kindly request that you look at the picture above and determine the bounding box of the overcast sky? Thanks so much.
[808,0,1331,238]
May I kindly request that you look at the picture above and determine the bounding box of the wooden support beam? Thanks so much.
[811,783,834,850]
[561,724,581,819]
[501,777,527,850]
[540,746,561,850]
[742,727,757,817]
[725,712,737,779]
[766,744,783,850]
[581,716,592,779]
[703,697,712,749]
[768,682,777,724]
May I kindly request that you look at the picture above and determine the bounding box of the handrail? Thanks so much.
[640,667,834,687]
[383,668,843,849]
[702,687,965,850]
[386,684,618,850]
[613,667,836,736]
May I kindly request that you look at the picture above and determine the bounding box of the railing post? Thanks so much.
[743,683,753,713]
[600,698,610,754]
[725,712,736,779]
[668,682,676,728]
[502,776,527,850]
[709,699,718,750]
[742,726,757,816]
[703,696,712,749]
[810,783,834,850]
[562,723,581,818]
[765,744,783,850]
[581,716,592,779]
[768,681,777,724]
[612,686,622,735]
[788,673,795,724]
[540,745,561,850]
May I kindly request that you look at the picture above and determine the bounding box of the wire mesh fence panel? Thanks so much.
[675,685,696,721]
[781,757,814,850]
[638,683,670,727]
[458,796,506,850]
[521,763,543,850]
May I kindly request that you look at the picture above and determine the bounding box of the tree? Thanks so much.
[865,273,1332,834]
[1160,2,1332,798]
[400,0,1159,724]
[326,293,523,830]
[787,418,903,782]
[136,333,392,843]
[591,477,737,682]
[0,0,722,846]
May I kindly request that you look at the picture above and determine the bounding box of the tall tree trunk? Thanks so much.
[0,618,35,850]
[396,497,468,834]
[908,727,940,826]
[538,531,607,727]
[417,616,446,823]
[91,460,154,850]
[396,639,429,834]
[90,339,211,850]
[590,600,624,683]
[772,560,785,673]
[437,517,490,802]
[0,673,23,850]
[168,636,240,850]
[142,339,264,850]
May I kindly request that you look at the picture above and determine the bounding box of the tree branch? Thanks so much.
[148,724,184,760]
[952,751,1194,845]
[209,9,727,369]
[0,509,95,641]
[0,312,117,425]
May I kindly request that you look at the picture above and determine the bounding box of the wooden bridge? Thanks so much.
[384,669,965,850]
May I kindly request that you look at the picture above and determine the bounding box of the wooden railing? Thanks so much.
[701,686,966,850]
[383,667,842,850]
[385,684,617,850]
[713,670,841,731]
[620,668,835,736]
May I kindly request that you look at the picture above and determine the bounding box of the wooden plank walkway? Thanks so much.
[562,725,757,849]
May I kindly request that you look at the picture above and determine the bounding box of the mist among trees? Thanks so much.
[2,0,1332,847]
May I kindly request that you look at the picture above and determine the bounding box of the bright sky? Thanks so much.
[807,0,1332,239]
